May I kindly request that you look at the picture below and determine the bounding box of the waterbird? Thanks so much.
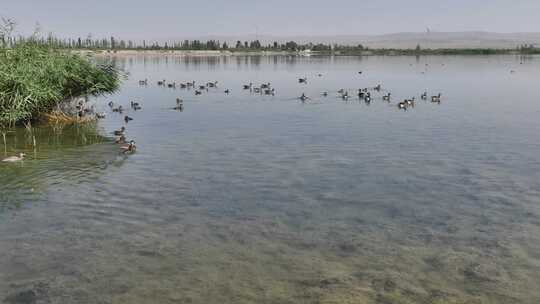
[421,91,428,100]
[112,106,124,113]
[382,93,391,101]
[243,83,253,90]
[120,141,136,154]
[113,127,126,136]
[115,135,126,144]
[2,153,25,162]
[167,82,176,88]
[173,104,184,111]
[299,93,309,102]
[176,98,183,105]
[139,79,148,86]
[195,90,202,95]
[321,92,328,97]
[124,116,133,123]
[298,77,307,83]
[108,101,114,108]
[397,101,407,110]
[224,89,230,94]
[95,112,106,119]
[431,93,442,102]
[157,79,166,86]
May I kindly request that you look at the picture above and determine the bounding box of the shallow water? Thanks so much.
[1,55,540,303]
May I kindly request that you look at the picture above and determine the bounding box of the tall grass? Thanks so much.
[0,42,120,126]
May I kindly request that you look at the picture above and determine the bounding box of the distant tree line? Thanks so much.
[3,27,540,55]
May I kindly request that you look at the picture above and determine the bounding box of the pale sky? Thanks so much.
[3,0,540,39]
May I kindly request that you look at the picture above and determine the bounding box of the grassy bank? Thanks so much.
[0,43,120,127]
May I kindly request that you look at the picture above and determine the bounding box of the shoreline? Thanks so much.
[79,49,531,57]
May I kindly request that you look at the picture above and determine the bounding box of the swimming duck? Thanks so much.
[421,91,428,100]
[264,88,275,95]
[321,92,328,97]
[113,127,125,136]
[382,93,391,101]
[176,98,183,105]
[195,90,202,95]
[95,112,106,119]
[299,93,309,102]
[397,101,407,110]
[124,116,133,123]
[298,77,307,83]
[108,101,114,108]
[2,153,25,162]
[243,83,253,90]
[431,93,442,102]
[115,135,126,144]
[224,89,230,94]
[112,106,124,113]
[120,141,136,154]
[138,79,148,86]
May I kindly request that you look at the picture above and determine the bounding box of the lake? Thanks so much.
[1,54,540,303]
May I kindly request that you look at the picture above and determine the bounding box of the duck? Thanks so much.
[130,101,140,108]
[108,101,114,108]
[374,84,382,92]
[179,83,187,89]
[321,92,328,97]
[124,116,133,123]
[95,112,106,119]
[176,98,183,105]
[364,93,371,103]
[431,93,442,102]
[2,153,25,162]
[195,90,202,95]
[260,83,271,89]
[112,105,124,113]
[138,79,148,86]
[298,77,307,84]
[264,88,275,95]
[120,141,136,154]
[299,93,309,102]
[157,79,166,86]
[397,101,407,110]
[382,93,391,101]
[167,82,176,88]
[341,91,350,100]
[173,104,184,111]
[243,83,253,90]
[113,127,126,136]
[207,81,218,88]
[115,135,126,144]
[224,89,230,94]
[421,91,428,100]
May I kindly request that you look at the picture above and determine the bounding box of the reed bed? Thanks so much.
[0,43,120,127]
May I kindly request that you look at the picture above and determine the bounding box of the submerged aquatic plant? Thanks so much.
[0,42,120,126]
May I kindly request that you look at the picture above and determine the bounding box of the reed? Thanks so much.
[0,42,120,127]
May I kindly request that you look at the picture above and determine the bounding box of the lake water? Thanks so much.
[1,55,540,303]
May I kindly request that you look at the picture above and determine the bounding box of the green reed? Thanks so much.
[0,42,120,127]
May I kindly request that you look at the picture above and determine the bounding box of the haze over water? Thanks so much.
[1,54,540,303]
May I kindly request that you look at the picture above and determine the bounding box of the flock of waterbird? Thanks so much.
[2,71,443,162]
